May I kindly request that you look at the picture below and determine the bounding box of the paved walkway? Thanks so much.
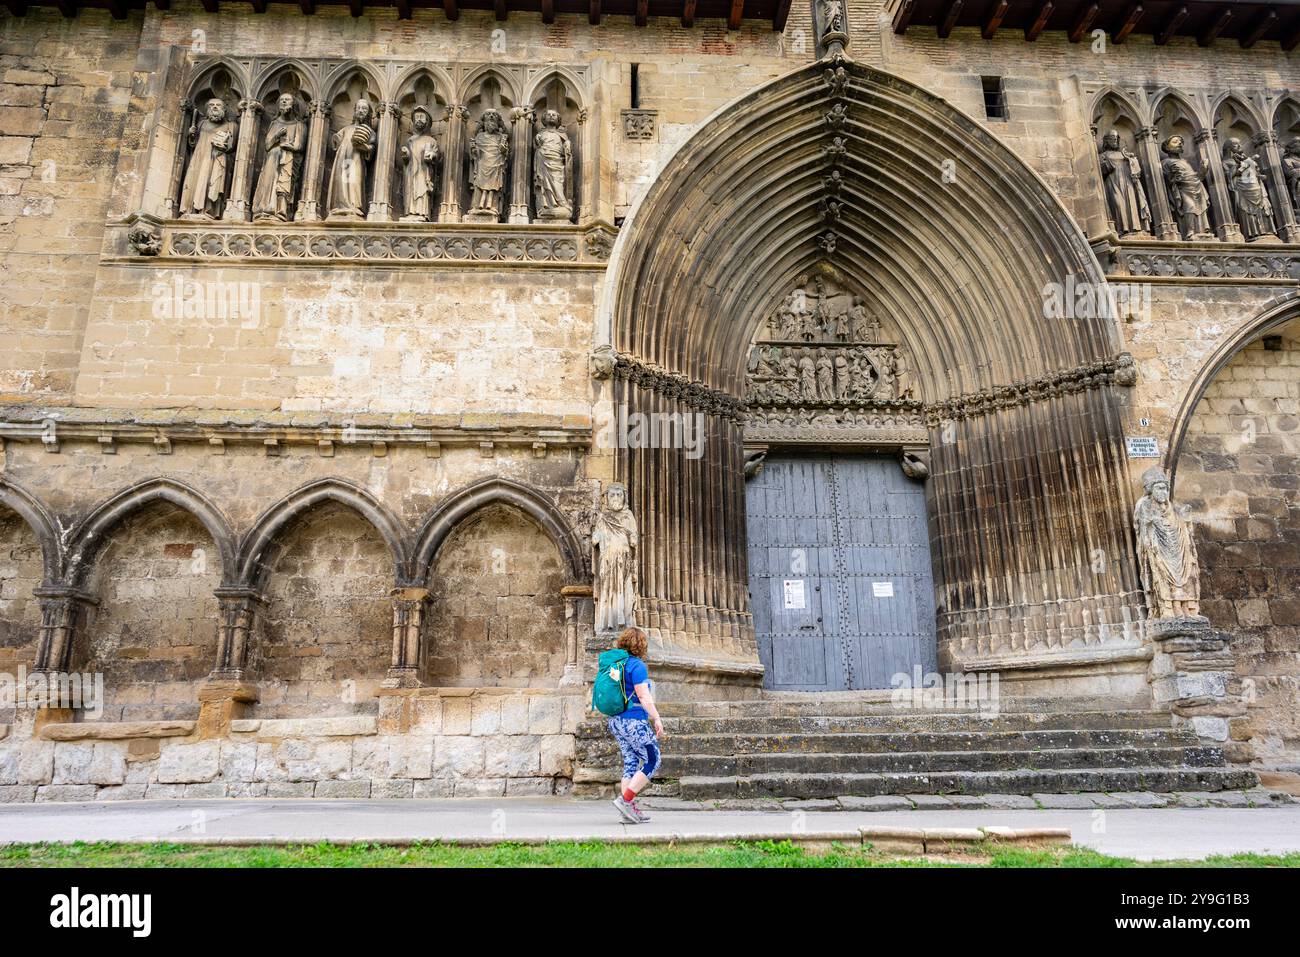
[1,798,1298,861]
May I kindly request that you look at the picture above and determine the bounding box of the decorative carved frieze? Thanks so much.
[119,218,616,267]
[606,351,746,422]
[621,109,657,141]
[1095,236,1300,282]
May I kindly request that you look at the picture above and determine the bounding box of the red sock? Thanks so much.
[622,788,636,802]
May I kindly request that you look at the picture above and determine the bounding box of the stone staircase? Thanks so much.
[573,696,1258,799]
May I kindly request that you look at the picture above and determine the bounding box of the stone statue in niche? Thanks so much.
[533,109,574,221]
[179,98,237,220]
[1222,138,1279,242]
[1283,139,1300,211]
[327,98,375,220]
[1098,130,1151,238]
[818,0,846,37]
[592,482,638,634]
[1160,135,1213,241]
[1134,466,1201,619]
[252,93,307,223]
[467,108,510,222]
[399,105,441,222]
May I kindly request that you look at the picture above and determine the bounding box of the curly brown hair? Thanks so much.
[615,626,648,659]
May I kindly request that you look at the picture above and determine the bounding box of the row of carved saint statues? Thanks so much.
[178,96,575,224]
[1099,129,1300,242]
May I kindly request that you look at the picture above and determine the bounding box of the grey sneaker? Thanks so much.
[612,796,647,824]
[629,799,651,821]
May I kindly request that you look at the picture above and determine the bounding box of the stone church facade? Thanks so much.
[0,0,1295,801]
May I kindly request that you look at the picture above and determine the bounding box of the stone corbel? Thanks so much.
[589,344,616,380]
[899,447,930,481]
[31,585,98,677]
[125,211,163,256]
[384,585,429,688]
[210,586,263,681]
[560,583,594,686]
[224,98,263,223]
[295,101,330,222]
[509,106,533,225]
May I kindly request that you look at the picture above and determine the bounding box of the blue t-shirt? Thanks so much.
[622,656,650,720]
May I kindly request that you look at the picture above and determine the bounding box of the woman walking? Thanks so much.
[607,627,664,824]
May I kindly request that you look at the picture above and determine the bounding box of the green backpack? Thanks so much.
[591,648,631,716]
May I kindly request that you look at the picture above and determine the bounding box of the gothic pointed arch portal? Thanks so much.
[598,55,1144,685]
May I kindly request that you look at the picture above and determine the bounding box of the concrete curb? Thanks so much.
[1,826,1071,854]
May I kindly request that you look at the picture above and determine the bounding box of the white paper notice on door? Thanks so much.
[872,581,894,598]
[783,579,806,610]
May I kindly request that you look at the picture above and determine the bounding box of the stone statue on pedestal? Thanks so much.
[1098,130,1151,237]
[1134,466,1201,619]
[1161,135,1213,241]
[1222,137,1278,242]
[252,93,306,223]
[179,98,237,221]
[327,98,375,220]
[1284,139,1300,211]
[533,109,573,221]
[399,105,441,222]
[592,482,638,634]
[467,108,510,222]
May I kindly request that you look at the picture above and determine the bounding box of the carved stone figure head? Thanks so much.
[1142,465,1171,504]
[412,105,432,132]
[353,98,373,124]
[604,482,627,512]
[1287,138,1300,158]
[479,108,504,134]
[276,93,295,118]
[1102,130,1120,150]
[1161,135,1185,158]
[205,98,227,122]
[1224,136,1245,159]
[541,109,562,130]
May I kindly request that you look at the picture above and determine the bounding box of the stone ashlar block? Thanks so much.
[485,735,541,778]
[315,779,371,799]
[88,744,127,785]
[527,696,563,735]
[432,736,484,777]
[156,741,221,784]
[52,742,93,785]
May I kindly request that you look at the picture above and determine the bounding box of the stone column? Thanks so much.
[1137,126,1179,241]
[1147,616,1251,761]
[1198,128,1243,243]
[439,105,467,223]
[577,107,592,223]
[210,587,261,681]
[384,585,428,688]
[31,586,97,677]
[560,583,594,686]
[224,98,263,223]
[164,98,193,219]
[295,100,330,222]
[1254,129,1300,243]
[368,101,401,222]
[508,106,533,224]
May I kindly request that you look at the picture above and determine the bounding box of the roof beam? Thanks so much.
[250,0,266,11]
[727,0,743,29]
[1025,1,1053,40]
[1112,2,1143,42]
[638,0,649,26]
[1241,8,1277,47]
[443,0,458,20]
[1285,23,1300,50]
[938,0,963,38]
[1198,6,1232,46]
[108,0,126,18]
[773,0,791,32]
[893,0,918,33]
[4,0,27,13]
[494,0,507,20]
[981,0,1008,38]
[589,0,600,23]
[396,0,411,18]
[1067,2,1098,42]
[1155,4,1187,44]
[541,0,554,22]
[200,0,218,12]
[682,0,696,26]
[348,0,362,16]
[298,0,313,12]
[57,0,76,15]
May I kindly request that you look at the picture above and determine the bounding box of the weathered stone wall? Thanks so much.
[256,501,393,717]
[1177,321,1300,766]
[82,503,221,721]
[428,503,567,686]
[0,12,140,405]
[0,509,43,680]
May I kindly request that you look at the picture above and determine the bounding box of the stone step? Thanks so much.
[580,728,1199,757]
[656,695,1143,719]
[675,767,1259,800]
[577,710,1175,738]
[657,746,1226,778]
